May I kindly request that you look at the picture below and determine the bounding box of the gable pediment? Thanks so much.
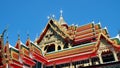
[98,39,112,53]
[37,20,70,45]
[96,33,115,54]
[37,20,72,45]
[40,26,64,46]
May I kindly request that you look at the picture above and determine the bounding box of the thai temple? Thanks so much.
[0,11,120,68]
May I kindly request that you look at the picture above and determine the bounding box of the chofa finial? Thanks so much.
[52,14,55,18]
[47,16,50,19]
[6,32,9,42]
[1,25,8,38]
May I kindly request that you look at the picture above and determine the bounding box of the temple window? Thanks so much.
[92,57,99,65]
[47,44,55,53]
[58,46,61,50]
[101,51,115,63]
[64,43,69,49]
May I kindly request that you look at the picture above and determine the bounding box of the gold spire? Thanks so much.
[59,10,67,25]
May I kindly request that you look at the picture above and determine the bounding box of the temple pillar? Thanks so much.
[68,43,72,48]
[61,42,64,50]
[70,61,73,68]
[61,45,63,50]
[89,58,92,66]
[113,51,118,61]
[98,54,103,64]
[55,44,58,51]
[40,63,42,68]
[53,64,56,68]
[6,63,8,68]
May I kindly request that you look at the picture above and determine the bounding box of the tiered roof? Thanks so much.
[35,12,120,66]
[46,33,120,66]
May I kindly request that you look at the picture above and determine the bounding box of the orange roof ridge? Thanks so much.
[77,22,94,28]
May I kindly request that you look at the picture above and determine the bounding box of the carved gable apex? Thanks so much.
[40,26,64,46]
[37,20,72,45]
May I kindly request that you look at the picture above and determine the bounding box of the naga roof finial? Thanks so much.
[1,25,8,38]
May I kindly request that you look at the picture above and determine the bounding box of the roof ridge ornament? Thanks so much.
[47,16,50,19]
[52,14,55,19]
[47,14,56,20]
[118,30,120,38]
[1,25,8,38]
[115,30,120,39]
[35,33,38,42]
[98,21,101,24]
[104,26,107,29]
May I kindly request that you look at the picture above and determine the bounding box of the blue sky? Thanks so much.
[0,0,120,46]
